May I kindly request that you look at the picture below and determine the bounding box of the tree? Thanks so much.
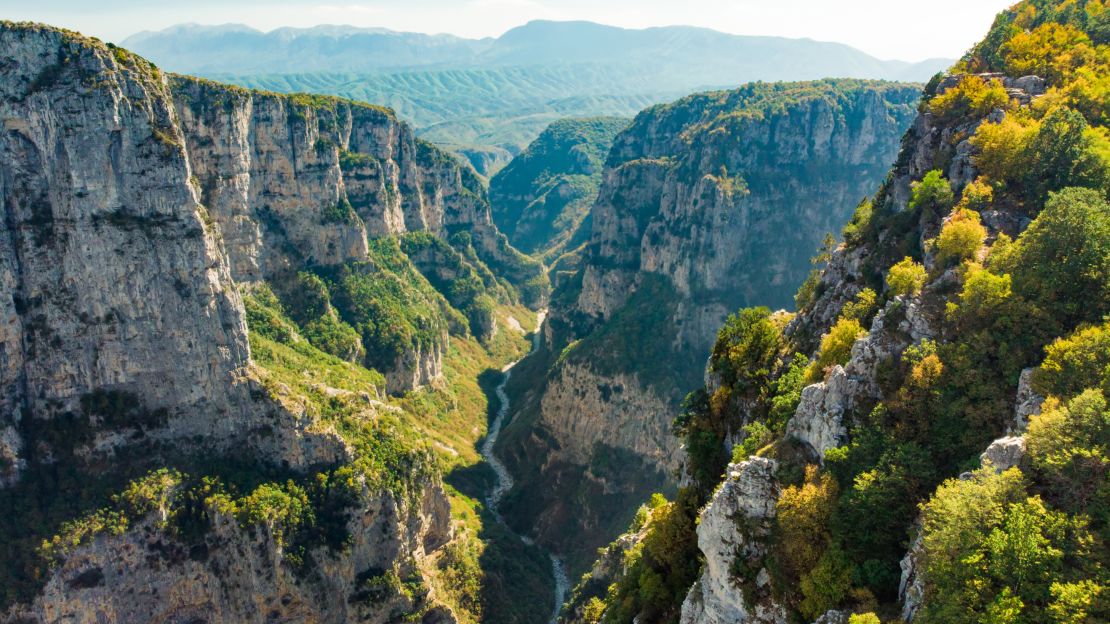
[1005,187,1110,327]
[710,307,782,399]
[887,257,928,296]
[910,170,955,218]
[805,317,867,384]
[934,208,987,267]
[1033,323,1110,399]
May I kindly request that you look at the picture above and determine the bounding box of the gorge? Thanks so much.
[5,1,1110,623]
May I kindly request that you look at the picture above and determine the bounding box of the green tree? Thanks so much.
[887,257,928,296]
[934,209,987,267]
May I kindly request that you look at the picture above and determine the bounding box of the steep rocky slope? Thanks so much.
[0,21,548,623]
[566,1,1110,622]
[497,80,920,573]
[490,117,627,265]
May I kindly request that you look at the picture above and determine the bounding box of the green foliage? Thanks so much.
[973,107,1110,207]
[842,199,875,247]
[321,197,360,225]
[773,465,838,582]
[933,208,987,267]
[841,288,879,324]
[567,274,701,400]
[887,257,928,297]
[710,307,783,400]
[599,488,702,624]
[804,317,867,384]
[928,75,1010,123]
[1034,322,1110,398]
[917,466,1107,624]
[732,422,775,462]
[909,170,955,218]
[489,117,627,256]
[1025,389,1110,516]
[998,187,1110,328]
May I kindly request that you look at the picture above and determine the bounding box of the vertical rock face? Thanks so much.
[680,458,786,624]
[0,23,255,460]
[171,76,506,281]
[169,75,545,390]
[500,81,919,571]
[0,22,531,620]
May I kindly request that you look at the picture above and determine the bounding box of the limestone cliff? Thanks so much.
[498,81,919,573]
[0,21,540,621]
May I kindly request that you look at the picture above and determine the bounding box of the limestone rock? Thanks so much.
[6,479,454,624]
[680,458,787,624]
[787,365,854,460]
[980,436,1026,472]
[898,529,926,623]
[1013,367,1043,433]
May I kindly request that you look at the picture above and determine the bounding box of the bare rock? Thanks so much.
[680,458,787,624]
[1013,368,1043,433]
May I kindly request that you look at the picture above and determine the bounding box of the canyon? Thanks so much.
[6,1,1110,623]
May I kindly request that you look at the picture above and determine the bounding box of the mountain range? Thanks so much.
[123,21,952,174]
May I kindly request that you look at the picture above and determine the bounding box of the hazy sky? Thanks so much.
[1,0,1015,61]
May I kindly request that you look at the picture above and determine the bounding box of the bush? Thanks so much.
[805,318,867,384]
[1033,323,1110,399]
[842,199,874,247]
[774,465,837,580]
[887,257,927,296]
[933,208,986,267]
[928,75,1010,123]
[945,264,1012,323]
[909,170,955,218]
[710,307,783,400]
[841,288,878,323]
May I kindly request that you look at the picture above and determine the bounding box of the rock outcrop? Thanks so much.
[679,458,786,624]
[6,481,453,624]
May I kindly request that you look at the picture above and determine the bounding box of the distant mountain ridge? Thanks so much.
[124,20,951,80]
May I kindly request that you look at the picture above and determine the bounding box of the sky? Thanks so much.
[1,0,1016,61]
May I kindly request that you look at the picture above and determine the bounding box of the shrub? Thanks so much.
[774,465,837,580]
[842,199,874,246]
[887,257,927,296]
[945,264,1012,323]
[805,318,867,384]
[933,208,986,267]
[909,170,955,217]
[732,422,774,462]
[958,178,994,211]
[799,546,853,620]
[928,75,1010,123]
[841,288,878,323]
[710,307,782,399]
[1033,323,1110,399]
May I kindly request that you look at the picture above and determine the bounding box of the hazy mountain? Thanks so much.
[124,21,950,82]
[122,21,948,172]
